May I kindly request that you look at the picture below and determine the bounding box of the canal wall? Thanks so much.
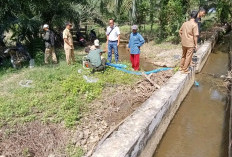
[92,31,220,157]
[229,32,232,157]
[195,32,219,73]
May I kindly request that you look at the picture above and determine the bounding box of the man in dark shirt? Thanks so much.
[43,24,57,64]
[195,8,206,43]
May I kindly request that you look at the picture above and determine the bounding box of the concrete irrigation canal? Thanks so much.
[92,30,232,157]
[152,33,230,157]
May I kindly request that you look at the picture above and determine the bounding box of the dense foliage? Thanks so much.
[0,0,231,43]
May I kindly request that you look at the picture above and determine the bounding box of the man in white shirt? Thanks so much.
[106,19,120,63]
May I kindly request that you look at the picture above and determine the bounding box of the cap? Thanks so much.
[94,39,99,46]
[131,25,138,30]
[43,24,49,29]
[65,22,72,26]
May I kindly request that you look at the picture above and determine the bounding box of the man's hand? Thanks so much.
[64,38,72,48]
[117,42,120,47]
[105,41,108,51]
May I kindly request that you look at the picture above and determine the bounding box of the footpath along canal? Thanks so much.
[153,34,230,157]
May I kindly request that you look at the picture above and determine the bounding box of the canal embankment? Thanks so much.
[92,30,222,157]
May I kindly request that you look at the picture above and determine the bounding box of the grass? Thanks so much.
[0,48,140,128]
[66,144,84,157]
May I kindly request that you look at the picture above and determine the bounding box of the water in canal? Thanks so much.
[153,36,230,157]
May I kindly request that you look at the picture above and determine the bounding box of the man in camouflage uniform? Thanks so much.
[43,24,57,64]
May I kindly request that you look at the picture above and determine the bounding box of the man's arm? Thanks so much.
[179,24,183,37]
[194,36,198,49]
[106,35,109,50]
[128,35,131,48]
[105,27,109,50]
[193,25,199,49]
[99,49,106,56]
[127,34,131,52]
[43,31,50,41]
[139,34,145,47]
[179,30,182,37]
[117,27,120,46]
[63,30,73,47]
[86,53,90,60]
[117,35,120,46]
[179,29,183,37]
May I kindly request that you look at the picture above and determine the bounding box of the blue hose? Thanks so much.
[116,67,172,75]
[106,63,127,69]
[106,62,172,75]
[144,68,173,75]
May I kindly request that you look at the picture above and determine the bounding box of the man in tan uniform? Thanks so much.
[179,11,199,73]
[63,22,75,65]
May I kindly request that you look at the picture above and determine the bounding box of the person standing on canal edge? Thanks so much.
[63,22,75,65]
[128,25,145,71]
[179,11,199,74]
[106,19,120,63]
[195,8,206,43]
[43,24,57,64]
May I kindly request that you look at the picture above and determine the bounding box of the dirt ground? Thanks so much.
[0,70,173,157]
[0,122,70,157]
[67,70,173,156]
[140,42,182,68]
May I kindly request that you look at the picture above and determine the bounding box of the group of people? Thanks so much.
[42,19,145,72]
[86,19,145,73]
[42,7,206,74]
[43,22,75,65]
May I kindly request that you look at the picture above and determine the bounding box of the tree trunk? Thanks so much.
[132,0,136,24]
[150,0,155,31]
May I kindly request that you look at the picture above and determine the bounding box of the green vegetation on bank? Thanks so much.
[0,50,140,128]
[1,0,231,46]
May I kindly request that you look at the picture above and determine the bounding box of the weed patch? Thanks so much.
[0,50,139,128]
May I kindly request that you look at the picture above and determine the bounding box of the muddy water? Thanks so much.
[118,44,156,71]
[153,38,229,157]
